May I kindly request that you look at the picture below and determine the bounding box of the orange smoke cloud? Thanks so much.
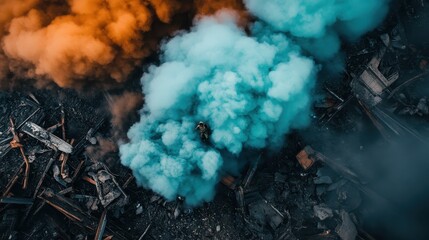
[0,0,245,89]
[0,0,38,36]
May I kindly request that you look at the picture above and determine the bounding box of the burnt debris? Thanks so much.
[1,1,429,240]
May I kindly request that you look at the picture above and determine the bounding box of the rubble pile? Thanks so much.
[1,1,429,240]
[0,90,130,239]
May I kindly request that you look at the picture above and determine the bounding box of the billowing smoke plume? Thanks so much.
[120,0,390,205]
[244,0,390,60]
[120,12,316,205]
[0,0,244,88]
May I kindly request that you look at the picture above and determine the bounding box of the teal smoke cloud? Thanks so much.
[120,12,316,205]
[120,0,390,205]
[244,0,390,60]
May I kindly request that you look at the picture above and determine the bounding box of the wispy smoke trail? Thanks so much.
[120,1,390,205]
[0,0,244,89]
[85,91,143,162]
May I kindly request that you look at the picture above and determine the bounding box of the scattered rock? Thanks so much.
[336,210,357,240]
[313,204,334,221]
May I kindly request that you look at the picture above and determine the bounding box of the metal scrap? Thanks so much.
[351,46,399,107]
[88,166,127,208]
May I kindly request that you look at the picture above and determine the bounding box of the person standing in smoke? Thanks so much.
[195,121,211,142]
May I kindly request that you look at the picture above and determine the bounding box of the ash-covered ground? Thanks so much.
[1,1,429,240]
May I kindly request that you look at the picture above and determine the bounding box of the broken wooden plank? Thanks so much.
[21,121,73,153]
[33,152,59,199]
[2,162,24,197]
[0,197,33,205]
[94,210,107,240]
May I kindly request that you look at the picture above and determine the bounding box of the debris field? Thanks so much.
[1,1,429,240]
